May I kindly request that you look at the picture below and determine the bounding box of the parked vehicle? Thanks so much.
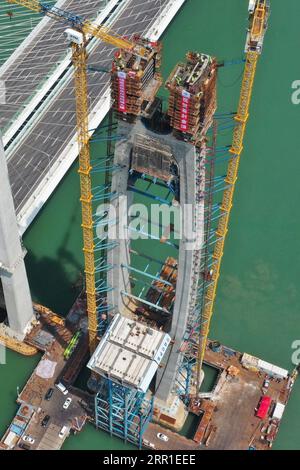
[41,415,50,427]
[157,433,169,442]
[45,387,54,401]
[263,379,270,389]
[59,426,68,439]
[22,435,35,444]
[19,443,31,450]
[63,397,72,410]
[55,382,68,395]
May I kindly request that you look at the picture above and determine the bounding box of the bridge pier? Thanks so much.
[0,133,35,338]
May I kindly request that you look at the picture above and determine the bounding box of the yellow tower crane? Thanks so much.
[7,0,149,351]
[195,0,270,394]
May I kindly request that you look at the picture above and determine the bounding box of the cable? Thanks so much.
[217,66,244,88]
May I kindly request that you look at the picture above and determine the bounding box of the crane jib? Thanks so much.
[7,0,146,56]
[40,3,84,29]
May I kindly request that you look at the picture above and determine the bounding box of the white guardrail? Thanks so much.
[14,0,186,234]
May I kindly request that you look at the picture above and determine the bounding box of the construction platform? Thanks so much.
[0,296,93,451]
[143,340,297,450]
[1,296,296,452]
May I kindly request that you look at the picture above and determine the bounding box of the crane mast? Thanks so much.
[195,0,270,393]
[6,0,147,351]
[72,40,98,351]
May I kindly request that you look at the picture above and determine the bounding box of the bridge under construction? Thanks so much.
[0,0,298,452]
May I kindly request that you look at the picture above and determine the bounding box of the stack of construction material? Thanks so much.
[111,37,163,121]
[146,257,177,313]
[166,51,217,145]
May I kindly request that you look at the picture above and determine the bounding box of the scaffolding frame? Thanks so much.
[174,124,218,400]
[95,378,154,448]
[91,110,121,336]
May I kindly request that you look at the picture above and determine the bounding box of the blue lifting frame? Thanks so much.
[90,112,121,336]
[95,378,154,449]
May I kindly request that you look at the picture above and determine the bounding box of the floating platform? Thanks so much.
[0,296,93,451]
[143,340,297,450]
[0,329,38,357]
[1,298,296,452]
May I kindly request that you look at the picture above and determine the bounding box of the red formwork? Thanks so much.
[111,39,163,120]
[166,51,217,144]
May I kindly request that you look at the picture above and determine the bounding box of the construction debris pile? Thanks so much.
[111,38,163,121]
[166,52,217,145]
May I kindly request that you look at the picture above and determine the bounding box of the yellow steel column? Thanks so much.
[72,42,98,352]
[7,0,42,12]
[195,51,259,394]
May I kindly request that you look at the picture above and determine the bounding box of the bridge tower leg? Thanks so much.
[0,133,34,338]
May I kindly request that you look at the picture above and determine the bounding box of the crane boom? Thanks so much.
[7,0,41,12]
[195,0,270,394]
[7,0,145,54]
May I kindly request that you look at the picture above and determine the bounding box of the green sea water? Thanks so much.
[1,0,300,450]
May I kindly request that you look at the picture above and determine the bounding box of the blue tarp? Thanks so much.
[10,424,23,436]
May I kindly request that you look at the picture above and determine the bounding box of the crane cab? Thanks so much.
[248,0,256,14]
[64,28,84,45]
[245,0,270,54]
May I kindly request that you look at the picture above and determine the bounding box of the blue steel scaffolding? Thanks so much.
[175,117,236,401]
[91,100,234,427]
[90,113,155,446]
[90,110,122,336]
[95,378,154,448]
